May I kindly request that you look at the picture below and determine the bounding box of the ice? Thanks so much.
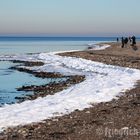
[88,43,111,50]
[0,52,140,132]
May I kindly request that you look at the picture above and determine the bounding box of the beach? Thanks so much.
[0,42,140,140]
[0,0,140,139]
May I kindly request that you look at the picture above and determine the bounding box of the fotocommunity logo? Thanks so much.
[96,127,139,138]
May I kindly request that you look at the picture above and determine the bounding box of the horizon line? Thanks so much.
[0,36,139,38]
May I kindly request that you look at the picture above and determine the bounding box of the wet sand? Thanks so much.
[0,42,140,140]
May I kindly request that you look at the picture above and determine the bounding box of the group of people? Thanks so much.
[117,36,136,48]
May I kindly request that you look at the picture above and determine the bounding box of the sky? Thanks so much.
[0,0,140,37]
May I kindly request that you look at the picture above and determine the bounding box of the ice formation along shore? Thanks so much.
[0,49,140,131]
[87,43,111,50]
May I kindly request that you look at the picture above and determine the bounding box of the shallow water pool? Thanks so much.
[0,61,65,106]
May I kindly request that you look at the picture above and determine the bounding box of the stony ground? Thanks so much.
[0,42,140,140]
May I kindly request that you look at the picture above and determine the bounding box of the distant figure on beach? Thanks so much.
[131,36,137,51]
[131,36,136,46]
[124,37,128,47]
[121,37,124,48]
[117,38,119,42]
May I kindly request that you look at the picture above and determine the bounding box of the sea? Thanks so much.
[0,37,139,105]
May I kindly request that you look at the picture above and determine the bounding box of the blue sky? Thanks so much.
[0,0,140,36]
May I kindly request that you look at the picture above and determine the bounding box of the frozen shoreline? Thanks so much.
[87,43,111,50]
[0,46,140,132]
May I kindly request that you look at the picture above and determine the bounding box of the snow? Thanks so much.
[88,43,111,50]
[0,51,140,132]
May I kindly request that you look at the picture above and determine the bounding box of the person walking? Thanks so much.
[131,36,137,50]
[124,37,128,47]
[131,36,136,46]
[121,37,124,48]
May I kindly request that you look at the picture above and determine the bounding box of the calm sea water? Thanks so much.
[0,61,66,105]
[0,37,117,55]
[0,37,137,105]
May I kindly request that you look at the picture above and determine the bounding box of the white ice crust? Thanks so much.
[0,48,140,131]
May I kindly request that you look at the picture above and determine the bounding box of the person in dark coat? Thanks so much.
[131,36,137,50]
[124,38,128,44]
[131,36,136,46]
[121,37,124,48]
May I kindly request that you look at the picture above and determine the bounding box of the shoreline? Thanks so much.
[0,42,140,139]
[10,60,85,103]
